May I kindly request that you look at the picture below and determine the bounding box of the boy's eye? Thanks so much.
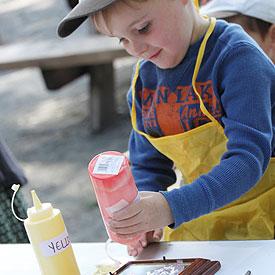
[138,23,151,34]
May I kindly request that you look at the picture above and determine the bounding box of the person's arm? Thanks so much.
[162,43,275,228]
[0,136,27,188]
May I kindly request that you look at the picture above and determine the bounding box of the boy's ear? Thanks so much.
[269,24,275,44]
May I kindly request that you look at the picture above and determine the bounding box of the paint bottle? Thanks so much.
[88,151,142,245]
[11,185,80,275]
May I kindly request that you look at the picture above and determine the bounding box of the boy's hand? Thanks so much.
[127,229,163,257]
[108,191,174,236]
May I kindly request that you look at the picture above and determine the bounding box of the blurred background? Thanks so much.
[0,0,134,242]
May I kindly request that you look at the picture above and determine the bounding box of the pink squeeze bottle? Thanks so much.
[88,151,142,245]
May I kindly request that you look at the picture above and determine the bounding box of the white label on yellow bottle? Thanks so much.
[40,230,71,257]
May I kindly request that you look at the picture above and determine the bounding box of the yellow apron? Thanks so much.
[131,17,275,241]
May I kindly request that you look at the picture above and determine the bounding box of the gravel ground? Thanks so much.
[0,0,134,242]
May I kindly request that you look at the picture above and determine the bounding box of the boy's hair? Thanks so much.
[93,0,147,35]
[226,14,272,40]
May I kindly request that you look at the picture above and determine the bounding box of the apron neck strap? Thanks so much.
[131,61,144,135]
[191,17,217,123]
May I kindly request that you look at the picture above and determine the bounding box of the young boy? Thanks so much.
[200,0,275,63]
[58,0,275,257]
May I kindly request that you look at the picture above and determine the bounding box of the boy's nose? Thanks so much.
[130,41,148,57]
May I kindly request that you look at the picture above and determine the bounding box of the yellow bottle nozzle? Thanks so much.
[27,190,53,222]
[31,190,42,210]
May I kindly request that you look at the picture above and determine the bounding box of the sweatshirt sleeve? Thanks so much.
[161,43,275,228]
[127,75,177,192]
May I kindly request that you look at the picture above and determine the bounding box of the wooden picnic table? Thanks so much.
[0,35,130,132]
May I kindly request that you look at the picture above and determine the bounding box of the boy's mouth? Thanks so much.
[149,49,162,60]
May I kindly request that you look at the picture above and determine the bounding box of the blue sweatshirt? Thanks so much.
[127,20,275,228]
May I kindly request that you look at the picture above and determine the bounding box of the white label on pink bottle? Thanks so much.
[93,155,124,175]
[40,230,71,257]
[105,194,140,215]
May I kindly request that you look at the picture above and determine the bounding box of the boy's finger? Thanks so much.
[153,230,162,241]
[128,248,138,256]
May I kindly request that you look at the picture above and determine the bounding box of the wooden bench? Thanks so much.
[0,35,130,133]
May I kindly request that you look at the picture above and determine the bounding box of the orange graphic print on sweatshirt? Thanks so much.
[140,80,223,136]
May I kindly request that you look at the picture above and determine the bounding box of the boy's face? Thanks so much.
[94,0,194,69]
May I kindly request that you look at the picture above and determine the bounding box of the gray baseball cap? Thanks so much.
[200,0,275,25]
[57,0,117,38]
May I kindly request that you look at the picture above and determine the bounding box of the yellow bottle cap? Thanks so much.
[27,190,53,222]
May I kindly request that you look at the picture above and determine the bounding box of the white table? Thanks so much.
[0,240,274,274]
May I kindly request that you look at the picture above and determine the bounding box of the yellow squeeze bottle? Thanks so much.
[24,190,80,275]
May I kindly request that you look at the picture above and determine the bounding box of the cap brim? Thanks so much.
[57,0,116,38]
